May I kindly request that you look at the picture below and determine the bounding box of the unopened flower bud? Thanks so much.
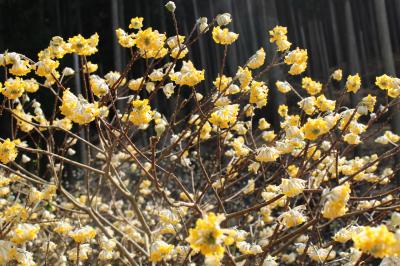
[165,1,176,12]
[67,148,76,156]
[63,67,75,76]
[216,13,232,26]
[22,154,31,163]
[197,17,209,33]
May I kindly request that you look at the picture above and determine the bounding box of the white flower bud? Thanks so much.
[391,212,400,227]
[195,92,203,101]
[67,148,76,156]
[130,163,137,173]
[32,101,41,108]
[197,17,209,33]
[22,154,31,163]
[22,94,30,103]
[62,67,75,76]
[155,124,166,137]
[216,13,232,26]
[165,1,176,12]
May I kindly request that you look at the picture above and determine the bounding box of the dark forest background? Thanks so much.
[1,0,400,133]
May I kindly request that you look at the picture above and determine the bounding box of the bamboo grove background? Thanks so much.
[1,0,400,136]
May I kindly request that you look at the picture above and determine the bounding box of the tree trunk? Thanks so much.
[111,0,122,72]
[374,0,400,182]
[344,0,361,106]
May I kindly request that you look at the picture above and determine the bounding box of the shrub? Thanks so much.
[0,3,400,265]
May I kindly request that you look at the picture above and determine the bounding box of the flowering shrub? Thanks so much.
[1,2,400,265]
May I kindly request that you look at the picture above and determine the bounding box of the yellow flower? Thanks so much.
[269,25,291,51]
[128,98,154,126]
[134,27,167,58]
[3,203,28,222]
[345,74,361,93]
[67,244,92,261]
[232,137,250,157]
[385,130,400,143]
[209,104,239,129]
[278,205,307,228]
[322,182,351,219]
[278,105,288,117]
[249,80,269,108]
[42,184,57,200]
[149,240,174,262]
[255,146,279,162]
[352,225,396,258]
[1,77,25,99]
[9,59,31,76]
[307,246,336,262]
[166,35,188,59]
[276,80,292,93]
[186,213,227,257]
[0,138,20,164]
[388,86,400,98]
[35,58,59,77]
[287,165,299,177]
[115,28,135,48]
[247,48,265,69]
[269,25,287,42]
[262,130,276,142]
[258,118,271,130]
[375,74,394,90]
[333,226,360,243]
[10,224,40,244]
[236,67,252,89]
[284,48,308,75]
[24,78,39,93]
[236,241,262,255]
[60,89,101,125]
[302,77,322,95]
[129,17,143,29]
[159,209,179,225]
[69,225,97,243]
[343,133,361,145]
[47,36,70,59]
[212,26,239,45]
[280,177,305,197]
[128,77,144,91]
[82,61,98,73]
[12,104,34,132]
[315,95,335,112]
[302,118,329,140]
[68,33,99,56]
[52,118,73,131]
[89,75,109,97]
[213,75,232,93]
[0,241,17,265]
[53,221,74,235]
[169,60,205,87]
[105,71,126,87]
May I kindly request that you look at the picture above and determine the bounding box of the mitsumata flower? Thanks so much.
[60,89,101,125]
[170,60,205,87]
[0,139,20,164]
[187,213,233,261]
[212,26,239,45]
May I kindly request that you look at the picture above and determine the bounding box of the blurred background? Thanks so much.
[1,0,400,131]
